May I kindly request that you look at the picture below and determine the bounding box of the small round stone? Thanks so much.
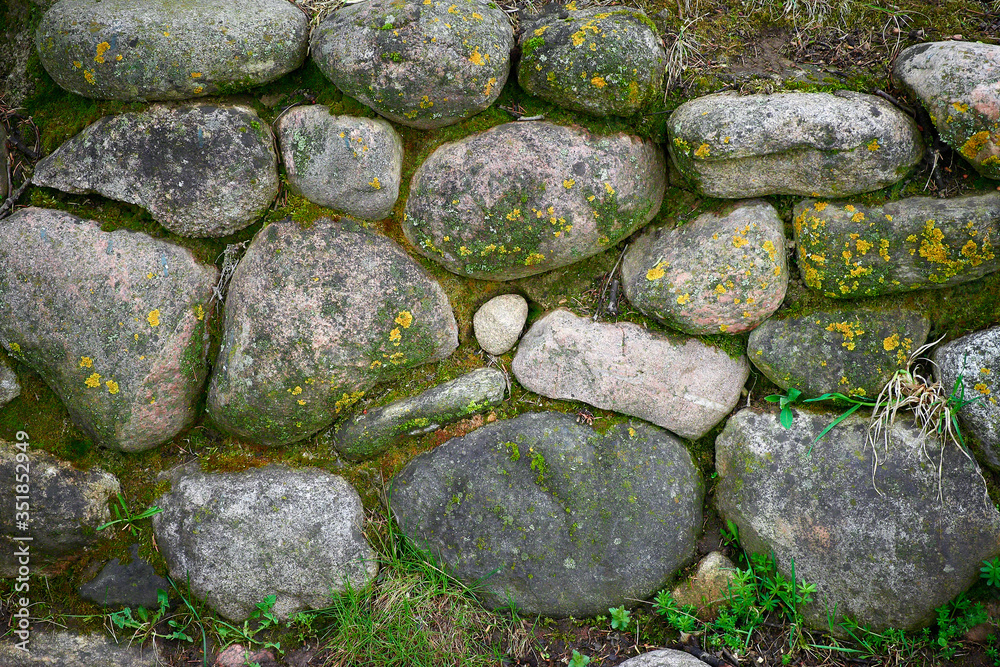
[473,294,528,355]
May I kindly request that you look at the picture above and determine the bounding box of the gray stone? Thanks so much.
[716,407,1000,633]
[207,217,458,447]
[153,464,378,621]
[617,650,713,667]
[78,544,169,609]
[747,307,930,399]
[0,441,119,577]
[794,192,1000,298]
[670,551,736,621]
[473,294,528,355]
[33,104,278,238]
[0,630,162,667]
[512,309,748,440]
[329,367,507,461]
[622,200,787,335]
[0,208,217,452]
[667,91,923,198]
[0,356,20,408]
[391,412,702,617]
[894,41,1000,180]
[276,107,403,220]
[518,6,665,117]
[311,0,513,129]
[35,0,308,101]
[934,326,1000,470]
[403,122,666,280]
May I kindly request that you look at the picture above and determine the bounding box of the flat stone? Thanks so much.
[0,208,217,452]
[328,367,507,461]
[622,200,787,335]
[78,544,169,609]
[747,307,930,398]
[153,464,377,621]
[35,0,308,101]
[276,108,403,220]
[716,407,1000,633]
[0,356,20,408]
[667,91,923,198]
[207,218,458,447]
[473,294,528,355]
[0,441,119,577]
[518,6,665,117]
[934,326,1000,470]
[33,104,278,238]
[616,650,713,667]
[793,192,1000,298]
[0,630,162,667]
[512,309,749,439]
[403,122,665,280]
[311,0,513,129]
[391,412,702,617]
[894,41,1000,179]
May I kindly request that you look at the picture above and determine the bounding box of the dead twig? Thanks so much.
[0,177,31,220]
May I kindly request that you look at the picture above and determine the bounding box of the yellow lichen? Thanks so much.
[291,386,303,395]
[852,211,865,223]
[369,177,382,189]
[867,139,880,151]
[814,202,828,212]
[525,253,545,266]
[826,321,864,350]
[469,47,485,66]
[195,304,205,321]
[975,383,991,395]
[732,235,749,248]
[147,309,160,327]
[395,311,413,328]
[591,76,606,88]
[80,357,93,368]
[563,179,575,189]
[94,41,110,63]
[676,293,690,305]
[883,334,899,351]
[106,380,119,395]
[85,373,101,388]
[961,131,991,159]
[83,70,95,84]
[694,143,710,158]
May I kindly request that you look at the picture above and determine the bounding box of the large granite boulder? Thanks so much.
[748,308,931,399]
[518,6,665,117]
[391,412,702,617]
[207,218,458,447]
[894,41,1000,180]
[716,407,1000,633]
[0,441,119,577]
[403,122,665,280]
[311,0,513,129]
[0,208,217,452]
[276,108,403,220]
[622,200,787,335]
[33,104,279,238]
[934,327,1000,470]
[794,192,1000,298]
[35,0,308,101]
[667,91,923,198]
[153,464,378,621]
[512,309,748,439]
[329,367,507,461]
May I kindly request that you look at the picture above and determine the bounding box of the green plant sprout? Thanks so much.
[214,594,283,655]
[568,649,592,667]
[609,605,631,631]
[982,558,1000,588]
[96,492,163,536]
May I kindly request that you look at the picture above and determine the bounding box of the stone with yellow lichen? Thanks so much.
[206,217,459,447]
[517,5,665,117]
[621,199,787,335]
[793,192,1000,298]
[310,0,513,129]
[894,41,1000,180]
[35,0,308,101]
[0,207,217,452]
[667,91,923,198]
[403,121,665,280]
[747,307,930,398]
[934,326,1000,470]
